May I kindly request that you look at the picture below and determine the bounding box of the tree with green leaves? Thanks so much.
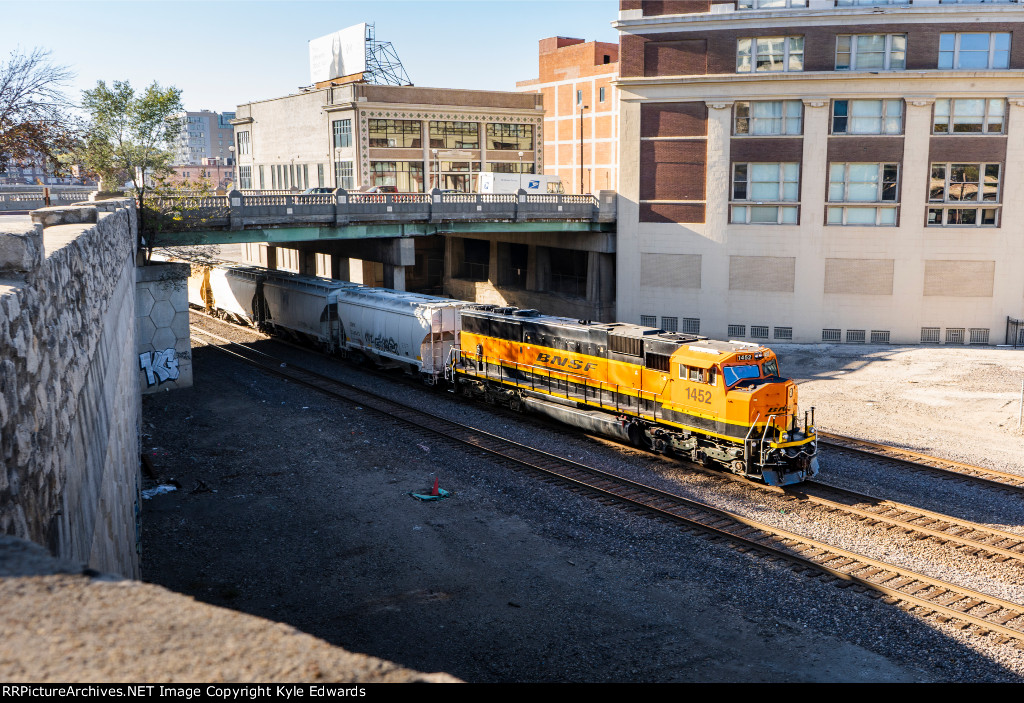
[77,80,183,198]
[0,47,79,176]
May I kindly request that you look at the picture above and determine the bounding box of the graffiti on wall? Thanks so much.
[140,348,180,386]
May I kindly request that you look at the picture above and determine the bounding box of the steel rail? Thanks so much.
[189,322,1024,646]
[819,431,1024,496]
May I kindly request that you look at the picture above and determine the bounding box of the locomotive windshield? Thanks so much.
[763,358,779,377]
[723,364,760,386]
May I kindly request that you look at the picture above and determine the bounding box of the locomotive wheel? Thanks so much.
[509,395,523,412]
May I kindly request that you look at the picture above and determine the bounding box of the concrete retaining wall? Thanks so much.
[0,199,141,578]
[136,263,193,394]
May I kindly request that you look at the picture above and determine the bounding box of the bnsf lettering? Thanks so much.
[535,353,597,372]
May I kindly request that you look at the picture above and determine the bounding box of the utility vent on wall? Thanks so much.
[822,329,841,342]
[870,330,890,344]
[847,330,866,343]
[728,324,746,338]
[750,325,769,339]
[774,327,792,340]
[970,328,990,344]
[921,327,940,343]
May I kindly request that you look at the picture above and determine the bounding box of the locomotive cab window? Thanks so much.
[723,364,761,386]
[762,358,779,377]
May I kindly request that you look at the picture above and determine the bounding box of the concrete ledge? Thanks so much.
[30,205,97,228]
[0,223,43,275]
[0,536,460,683]
[136,261,190,283]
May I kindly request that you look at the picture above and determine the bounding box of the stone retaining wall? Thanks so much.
[0,199,141,577]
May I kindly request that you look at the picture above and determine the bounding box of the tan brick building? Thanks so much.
[518,37,620,194]
[614,0,1024,344]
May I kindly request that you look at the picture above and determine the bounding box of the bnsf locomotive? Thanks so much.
[184,260,818,486]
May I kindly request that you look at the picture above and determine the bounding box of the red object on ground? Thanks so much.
[431,476,439,496]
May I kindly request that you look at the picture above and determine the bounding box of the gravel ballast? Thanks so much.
[139,320,1024,682]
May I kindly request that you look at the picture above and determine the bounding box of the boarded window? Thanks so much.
[729,256,796,292]
[923,260,995,297]
[824,259,894,295]
[641,253,701,289]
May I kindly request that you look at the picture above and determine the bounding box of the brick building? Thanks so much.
[614,0,1024,344]
[165,160,235,191]
[174,110,236,166]
[518,37,620,194]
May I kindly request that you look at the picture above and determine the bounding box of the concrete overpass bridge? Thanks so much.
[144,188,615,247]
[146,188,618,321]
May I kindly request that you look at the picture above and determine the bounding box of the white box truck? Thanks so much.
[478,173,564,195]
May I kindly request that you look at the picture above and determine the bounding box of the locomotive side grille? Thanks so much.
[645,352,671,372]
[610,334,643,357]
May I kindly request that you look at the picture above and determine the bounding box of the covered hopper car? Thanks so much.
[184,261,817,486]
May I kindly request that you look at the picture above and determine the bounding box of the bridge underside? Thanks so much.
[147,220,612,247]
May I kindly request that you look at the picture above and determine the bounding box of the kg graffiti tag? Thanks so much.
[140,348,180,386]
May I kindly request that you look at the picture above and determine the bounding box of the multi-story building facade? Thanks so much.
[231,81,613,320]
[615,0,1024,345]
[174,110,236,166]
[165,160,235,191]
[517,36,620,194]
[232,83,544,193]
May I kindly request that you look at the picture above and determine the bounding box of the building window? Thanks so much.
[368,119,421,148]
[599,87,606,103]
[933,99,1006,134]
[734,100,802,135]
[681,318,700,335]
[332,119,352,148]
[927,163,1000,226]
[317,163,324,188]
[259,165,264,190]
[832,99,902,135]
[239,166,252,190]
[236,131,250,155]
[736,36,804,73]
[576,90,583,105]
[486,123,534,151]
[371,160,424,192]
[487,162,535,174]
[662,316,678,332]
[334,160,354,190]
[429,121,479,149]
[640,315,657,327]
[738,0,807,7]
[731,163,799,224]
[939,33,1011,70]
[835,34,906,71]
[827,163,899,226]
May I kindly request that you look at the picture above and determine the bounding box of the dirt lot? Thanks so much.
[139,333,1024,683]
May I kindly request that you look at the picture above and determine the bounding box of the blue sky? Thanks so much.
[4,0,619,112]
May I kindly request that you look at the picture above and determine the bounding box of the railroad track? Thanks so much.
[189,317,1024,648]
[819,432,1024,497]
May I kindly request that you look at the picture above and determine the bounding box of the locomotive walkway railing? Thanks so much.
[146,187,615,236]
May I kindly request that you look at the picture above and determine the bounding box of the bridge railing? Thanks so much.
[148,188,613,231]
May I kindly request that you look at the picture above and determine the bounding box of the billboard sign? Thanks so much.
[309,23,367,83]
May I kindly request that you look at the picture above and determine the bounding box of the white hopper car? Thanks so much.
[187,261,466,380]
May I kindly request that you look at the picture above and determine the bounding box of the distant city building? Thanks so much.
[615,0,1024,345]
[165,159,235,191]
[0,155,93,186]
[232,82,543,193]
[173,110,236,166]
[517,36,619,194]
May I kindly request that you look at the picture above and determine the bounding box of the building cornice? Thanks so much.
[616,69,1024,90]
[613,5,1024,34]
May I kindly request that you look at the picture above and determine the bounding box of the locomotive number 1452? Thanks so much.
[686,387,712,404]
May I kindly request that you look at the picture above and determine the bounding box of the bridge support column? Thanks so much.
[265,245,278,270]
[383,264,406,291]
[299,250,317,276]
[332,256,350,281]
[587,252,614,316]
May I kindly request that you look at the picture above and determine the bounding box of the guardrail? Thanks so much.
[0,189,95,212]
[147,187,615,232]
